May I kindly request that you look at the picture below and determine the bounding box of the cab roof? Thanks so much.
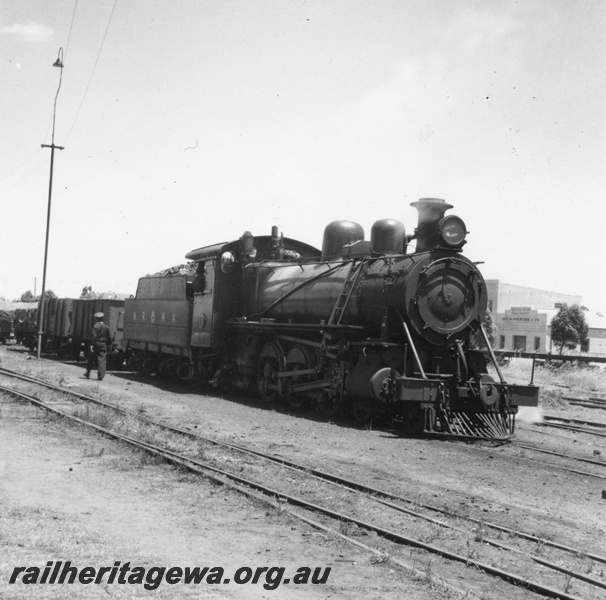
[185,235,321,262]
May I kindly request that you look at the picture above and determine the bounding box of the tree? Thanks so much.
[470,309,497,349]
[550,304,588,354]
[20,290,34,302]
[32,290,57,301]
[80,286,97,299]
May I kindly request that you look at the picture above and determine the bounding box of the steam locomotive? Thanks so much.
[123,198,539,439]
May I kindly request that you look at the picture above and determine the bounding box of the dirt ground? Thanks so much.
[1,346,605,599]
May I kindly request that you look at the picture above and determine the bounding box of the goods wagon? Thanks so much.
[39,297,74,354]
[14,304,38,349]
[0,302,16,345]
[70,298,125,366]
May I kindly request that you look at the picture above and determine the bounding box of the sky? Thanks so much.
[1,0,605,310]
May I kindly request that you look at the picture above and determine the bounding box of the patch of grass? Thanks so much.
[423,560,434,584]
[68,404,165,453]
[563,571,574,594]
[196,440,210,461]
[473,518,485,543]
[248,494,273,514]
[422,526,444,545]
[81,445,105,458]
[535,538,545,555]
[71,403,122,431]
[497,358,606,395]
[134,448,165,468]
[338,519,356,537]
[369,551,390,565]
[128,420,162,447]
[465,540,479,562]
[104,456,140,471]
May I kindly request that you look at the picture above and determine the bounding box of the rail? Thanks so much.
[2,366,606,599]
[1,380,600,600]
[492,350,606,364]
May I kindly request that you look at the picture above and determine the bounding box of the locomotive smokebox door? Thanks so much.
[191,260,215,347]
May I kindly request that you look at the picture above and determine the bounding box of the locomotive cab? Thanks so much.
[185,230,322,348]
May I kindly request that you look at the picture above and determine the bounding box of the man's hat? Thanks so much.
[94,312,104,318]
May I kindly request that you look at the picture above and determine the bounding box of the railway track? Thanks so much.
[563,397,606,411]
[2,367,604,478]
[515,442,606,471]
[537,415,606,439]
[1,367,605,599]
[468,436,606,481]
[2,365,604,479]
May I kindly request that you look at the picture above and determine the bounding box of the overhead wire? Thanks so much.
[0,150,46,187]
[63,0,79,65]
[65,0,119,141]
[42,0,78,144]
[0,156,50,198]
[1,0,118,196]
[0,0,79,194]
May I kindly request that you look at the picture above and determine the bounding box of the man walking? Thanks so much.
[85,312,112,380]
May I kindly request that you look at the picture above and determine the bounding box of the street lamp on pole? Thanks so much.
[37,48,65,359]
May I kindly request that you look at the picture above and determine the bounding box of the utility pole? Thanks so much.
[37,48,65,359]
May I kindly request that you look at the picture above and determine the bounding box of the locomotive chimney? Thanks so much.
[411,198,453,252]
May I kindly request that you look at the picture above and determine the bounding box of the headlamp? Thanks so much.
[437,215,467,248]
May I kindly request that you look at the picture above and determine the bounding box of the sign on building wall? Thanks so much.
[496,307,548,352]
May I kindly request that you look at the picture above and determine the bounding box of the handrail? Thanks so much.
[401,319,427,380]
[249,261,347,320]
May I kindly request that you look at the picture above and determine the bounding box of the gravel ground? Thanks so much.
[1,346,605,599]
